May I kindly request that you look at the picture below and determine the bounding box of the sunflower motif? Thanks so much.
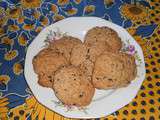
[0,8,8,27]
[18,16,25,24]
[1,37,14,46]
[50,4,59,14]
[83,5,95,15]
[0,75,10,84]
[53,14,65,22]
[64,8,78,16]
[23,24,35,31]
[127,27,137,36]
[4,50,18,61]
[120,4,148,23]
[21,0,41,9]
[8,25,20,31]
[13,62,23,75]
[74,0,82,4]
[7,7,22,19]
[25,96,64,119]
[7,103,32,120]
[134,36,151,58]
[0,28,5,36]
[35,26,43,33]
[39,16,49,26]
[32,10,41,19]
[18,34,28,46]
[57,0,69,6]
[0,97,9,119]
[104,0,115,8]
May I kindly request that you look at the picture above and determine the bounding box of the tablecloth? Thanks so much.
[0,0,159,120]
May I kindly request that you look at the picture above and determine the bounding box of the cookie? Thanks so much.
[79,59,94,81]
[70,42,106,81]
[71,42,107,63]
[92,51,137,89]
[53,66,95,106]
[33,48,68,74]
[37,73,54,88]
[118,52,137,82]
[70,44,88,66]
[92,52,125,89]
[48,36,82,61]
[33,48,69,87]
[84,26,122,52]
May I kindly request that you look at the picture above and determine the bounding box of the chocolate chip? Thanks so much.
[87,49,90,53]
[79,92,84,98]
[48,76,52,78]
[79,94,83,98]
[72,74,76,76]
[64,89,67,91]
[79,74,82,76]
[96,77,100,80]
[108,78,113,81]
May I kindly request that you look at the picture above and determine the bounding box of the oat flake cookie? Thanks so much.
[70,42,106,80]
[92,51,137,89]
[33,48,68,88]
[84,26,122,52]
[53,66,95,106]
[48,36,82,61]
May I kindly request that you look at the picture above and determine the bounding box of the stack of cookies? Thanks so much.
[33,26,137,107]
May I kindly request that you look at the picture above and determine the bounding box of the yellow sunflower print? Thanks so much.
[57,0,69,6]
[0,8,8,27]
[40,16,49,26]
[84,5,96,14]
[104,0,115,6]
[53,14,65,22]
[23,24,35,31]
[25,96,65,120]
[7,7,22,19]
[8,25,20,31]
[4,50,18,61]
[35,26,43,33]
[1,37,14,46]
[120,4,148,22]
[13,63,23,75]
[17,16,25,24]
[0,97,9,119]
[21,0,41,9]
[65,8,78,16]
[0,28,5,36]
[50,4,59,14]
[8,103,32,120]
[18,34,28,46]
[74,0,82,4]
[0,75,10,84]
[32,10,41,19]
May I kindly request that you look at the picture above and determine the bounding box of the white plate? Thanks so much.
[24,17,146,119]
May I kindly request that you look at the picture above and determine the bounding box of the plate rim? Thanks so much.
[24,16,146,119]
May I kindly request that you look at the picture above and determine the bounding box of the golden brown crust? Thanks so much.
[48,36,82,61]
[33,48,69,87]
[53,66,95,106]
[92,51,137,89]
[84,26,122,52]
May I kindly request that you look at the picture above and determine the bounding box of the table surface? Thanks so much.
[0,0,159,120]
